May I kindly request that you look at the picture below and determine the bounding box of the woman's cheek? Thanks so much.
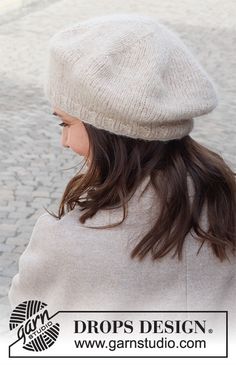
[71,132,86,156]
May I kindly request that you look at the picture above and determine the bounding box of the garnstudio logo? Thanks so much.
[9,300,60,352]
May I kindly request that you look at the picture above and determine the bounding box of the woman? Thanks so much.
[8,13,235,351]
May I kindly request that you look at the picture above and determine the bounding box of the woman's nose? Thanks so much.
[62,141,70,148]
[61,134,70,148]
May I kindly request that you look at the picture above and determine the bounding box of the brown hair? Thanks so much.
[46,122,236,263]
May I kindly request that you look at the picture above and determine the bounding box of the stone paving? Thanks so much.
[0,0,235,337]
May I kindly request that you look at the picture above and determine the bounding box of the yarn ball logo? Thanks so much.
[9,300,60,352]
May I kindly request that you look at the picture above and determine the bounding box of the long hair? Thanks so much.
[45,121,236,263]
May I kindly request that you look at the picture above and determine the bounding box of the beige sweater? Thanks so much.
[8,175,236,345]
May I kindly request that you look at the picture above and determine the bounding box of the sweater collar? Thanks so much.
[72,174,195,228]
[73,175,153,228]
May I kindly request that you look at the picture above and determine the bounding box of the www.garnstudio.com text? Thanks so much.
[73,337,206,351]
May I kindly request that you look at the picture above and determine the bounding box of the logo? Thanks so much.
[9,300,60,352]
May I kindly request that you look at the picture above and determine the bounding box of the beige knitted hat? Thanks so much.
[44,13,219,141]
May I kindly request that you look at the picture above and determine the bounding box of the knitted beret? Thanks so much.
[44,13,219,141]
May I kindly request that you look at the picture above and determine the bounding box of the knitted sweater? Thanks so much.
[8,175,236,345]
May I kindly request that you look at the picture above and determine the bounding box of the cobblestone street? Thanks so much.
[0,0,235,338]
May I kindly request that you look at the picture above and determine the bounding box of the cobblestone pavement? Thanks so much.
[0,0,235,336]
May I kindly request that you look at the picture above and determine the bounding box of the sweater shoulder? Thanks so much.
[35,209,90,234]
